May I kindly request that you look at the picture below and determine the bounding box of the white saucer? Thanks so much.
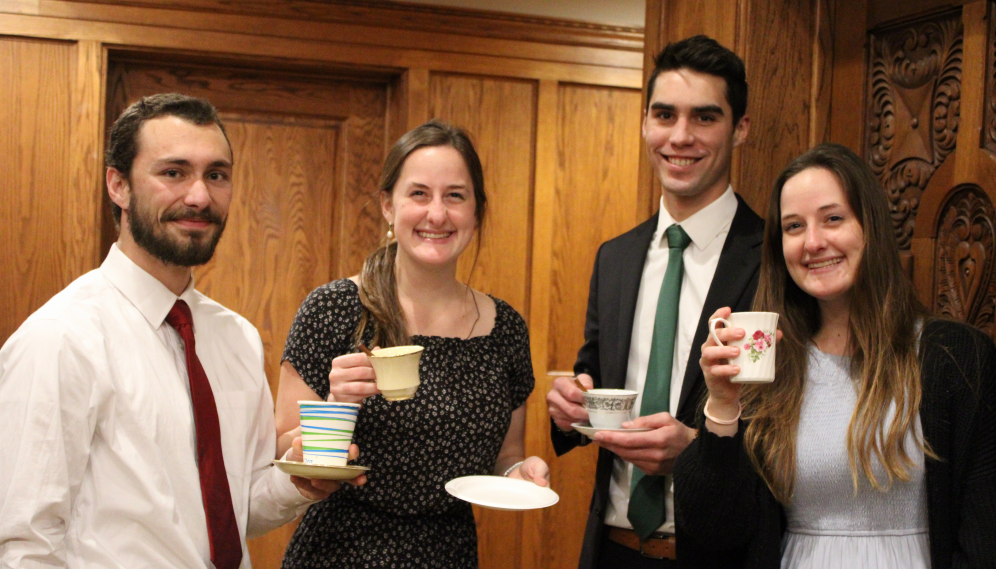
[572,422,652,438]
[445,475,559,511]
[272,459,369,480]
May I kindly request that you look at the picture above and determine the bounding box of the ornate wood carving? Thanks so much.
[867,13,962,252]
[985,0,996,154]
[935,185,996,333]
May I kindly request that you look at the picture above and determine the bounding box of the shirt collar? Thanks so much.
[100,243,195,329]
[654,185,738,250]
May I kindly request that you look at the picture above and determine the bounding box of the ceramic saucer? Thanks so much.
[272,459,369,481]
[572,422,652,438]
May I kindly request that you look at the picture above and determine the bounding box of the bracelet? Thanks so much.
[503,460,525,477]
[703,398,741,426]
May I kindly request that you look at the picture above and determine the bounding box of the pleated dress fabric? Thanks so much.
[780,347,930,569]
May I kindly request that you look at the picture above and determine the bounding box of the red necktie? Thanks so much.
[166,300,243,569]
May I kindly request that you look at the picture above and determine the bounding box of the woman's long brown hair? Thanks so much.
[744,143,933,504]
[354,120,487,348]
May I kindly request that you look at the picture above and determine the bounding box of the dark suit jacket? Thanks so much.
[552,195,764,569]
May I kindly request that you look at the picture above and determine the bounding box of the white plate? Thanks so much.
[572,422,652,438]
[445,475,559,511]
[272,459,369,481]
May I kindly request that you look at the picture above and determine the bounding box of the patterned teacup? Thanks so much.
[708,312,780,383]
[583,388,638,429]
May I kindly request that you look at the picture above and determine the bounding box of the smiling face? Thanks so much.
[382,145,478,270]
[108,115,233,267]
[642,68,749,219]
[780,167,865,312]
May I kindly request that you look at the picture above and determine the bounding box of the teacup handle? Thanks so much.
[709,317,732,346]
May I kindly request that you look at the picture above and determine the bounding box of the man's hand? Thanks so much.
[287,437,366,501]
[592,412,697,475]
[546,373,593,431]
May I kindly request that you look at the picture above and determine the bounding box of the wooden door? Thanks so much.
[104,55,388,567]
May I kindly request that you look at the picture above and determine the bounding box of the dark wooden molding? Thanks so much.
[68,0,645,51]
[935,184,996,333]
[984,0,996,155]
[866,10,962,252]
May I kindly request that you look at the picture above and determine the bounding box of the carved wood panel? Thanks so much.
[985,0,996,154]
[935,185,996,333]
[867,12,963,252]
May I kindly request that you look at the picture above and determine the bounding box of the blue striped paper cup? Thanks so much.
[299,401,361,466]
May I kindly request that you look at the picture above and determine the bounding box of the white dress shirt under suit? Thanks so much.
[603,186,738,534]
[0,244,311,568]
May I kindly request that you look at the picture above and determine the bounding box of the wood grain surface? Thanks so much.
[46,0,644,53]
[548,84,642,373]
[734,0,815,214]
[0,37,79,345]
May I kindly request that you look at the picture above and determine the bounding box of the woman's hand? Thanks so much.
[700,307,746,435]
[328,351,380,404]
[507,456,550,487]
[285,437,366,500]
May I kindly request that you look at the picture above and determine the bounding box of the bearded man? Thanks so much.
[0,93,362,569]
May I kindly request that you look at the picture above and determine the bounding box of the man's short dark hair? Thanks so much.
[105,93,231,224]
[646,35,748,125]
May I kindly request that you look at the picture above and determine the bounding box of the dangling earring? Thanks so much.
[386,223,394,240]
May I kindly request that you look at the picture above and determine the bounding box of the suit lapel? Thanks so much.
[676,198,764,415]
[612,214,659,389]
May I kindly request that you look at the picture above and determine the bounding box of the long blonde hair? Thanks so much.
[354,120,487,348]
[744,143,934,504]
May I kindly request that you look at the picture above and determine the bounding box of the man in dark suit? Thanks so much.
[547,36,764,569]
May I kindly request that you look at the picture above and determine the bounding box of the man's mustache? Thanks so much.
[160,208,224,225]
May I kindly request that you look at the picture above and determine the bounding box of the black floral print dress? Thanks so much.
[280,279,534,569]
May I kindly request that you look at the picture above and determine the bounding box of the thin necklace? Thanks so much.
[465,284,481,340]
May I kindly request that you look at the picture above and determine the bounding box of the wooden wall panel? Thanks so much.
[735,0,815,213]
[336,89,391,279]
[0,37,79,344]
[811,0,868,153]
[548,84,643,373]
[426,72,537,569]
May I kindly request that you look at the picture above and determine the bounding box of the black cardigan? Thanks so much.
[673,319,996,569]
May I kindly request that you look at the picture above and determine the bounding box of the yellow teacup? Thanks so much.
[368,345,424,401]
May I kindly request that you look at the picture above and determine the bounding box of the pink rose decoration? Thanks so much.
[752,330,764,340]
[744,343,751,350]
[754,339,765,351]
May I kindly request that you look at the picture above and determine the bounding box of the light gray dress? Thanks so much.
[781,347,930,569]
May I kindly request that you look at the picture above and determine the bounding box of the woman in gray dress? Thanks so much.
[675,143,996,568]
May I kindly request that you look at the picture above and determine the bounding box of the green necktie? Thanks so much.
[628,223,691,540]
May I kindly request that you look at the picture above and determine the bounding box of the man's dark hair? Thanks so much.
[105,93,231,224]
[646,35,748,124]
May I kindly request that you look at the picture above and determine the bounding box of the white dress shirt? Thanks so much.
[604,187,738,534]
[0,244,311,568]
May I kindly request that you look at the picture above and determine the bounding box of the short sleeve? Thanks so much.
[495,300,534,410]
[282,280,364,400]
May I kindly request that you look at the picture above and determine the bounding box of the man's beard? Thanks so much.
[128,190,226,267]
